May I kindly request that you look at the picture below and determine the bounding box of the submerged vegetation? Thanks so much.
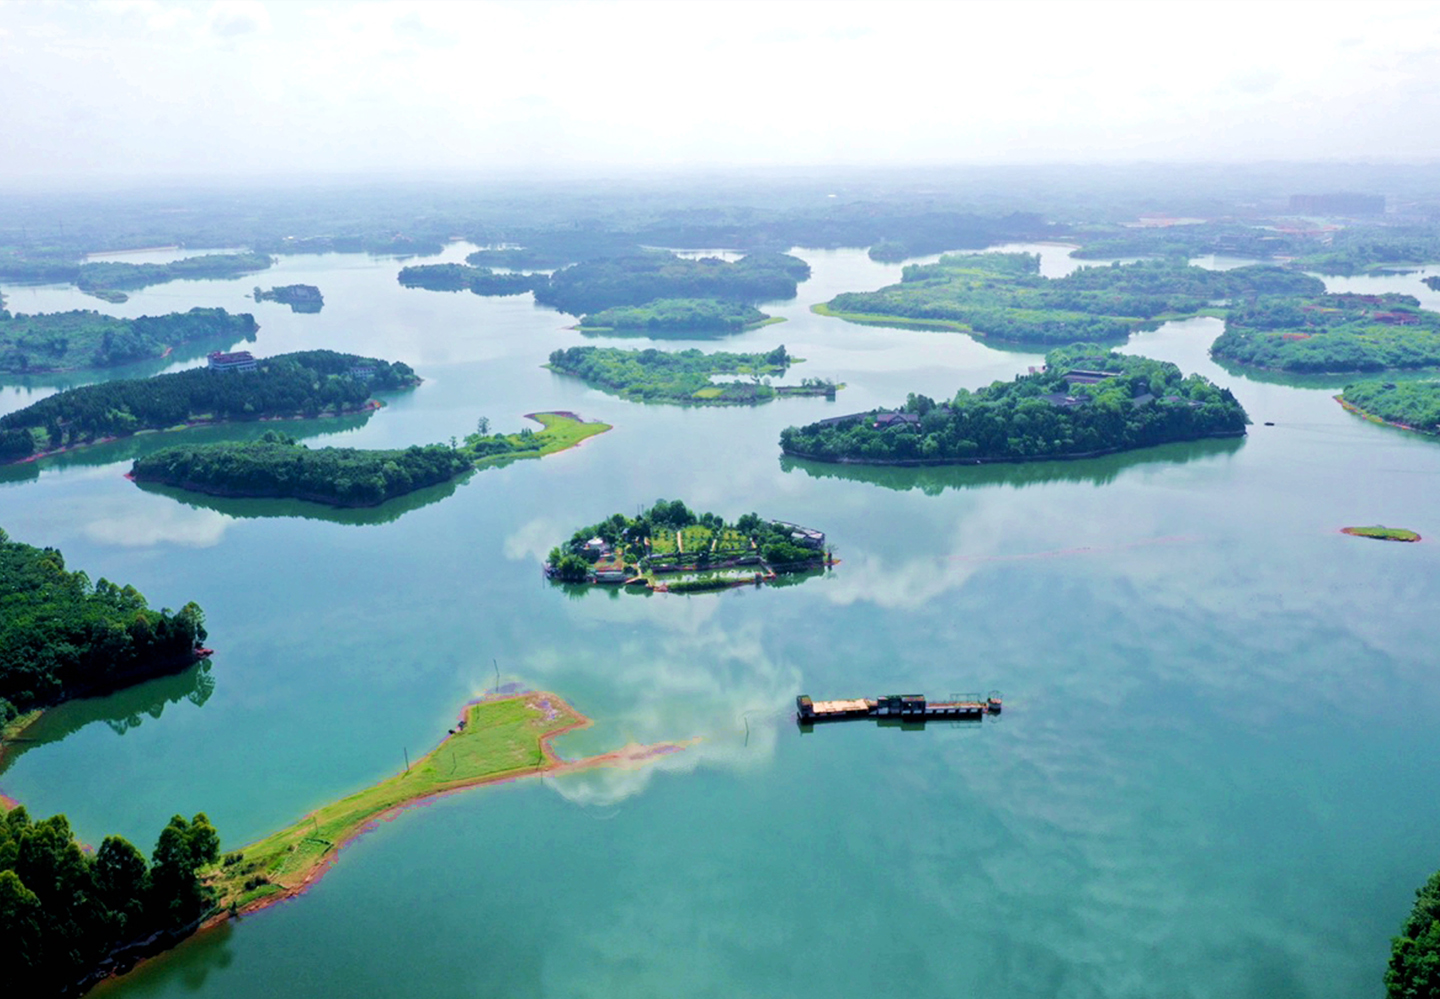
[0,528,207,716]
[0,349,418,462]
[0,307,257,375]
[546,499,829,593]
[546,344,836,404]
[819,253,1319,344]
[1338,380,1440,433]
[779,347,1248,464]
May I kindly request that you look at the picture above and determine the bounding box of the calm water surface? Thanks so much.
[3,244,1438,999]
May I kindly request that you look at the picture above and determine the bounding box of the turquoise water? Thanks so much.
[3,244,1438,998]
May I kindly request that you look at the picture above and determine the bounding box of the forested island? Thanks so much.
[779,347,1248,465]
[546,499,830,594]
[536,250,809,315]
[253,284,323,313]
[129,413,609,508]
[0,307,257,376]
[396,263,546,297]
[577,298,777,334]
[75,253,273,301]
[546,344,837,404]
[1211,293,1440,372]
[0,808,223,997]
[0,528,207,719]
[1337,379,1440,433]
[817,253,1319,344]
[0,349,419,462]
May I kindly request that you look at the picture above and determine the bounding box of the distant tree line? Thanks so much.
[396,263,547,296]
[0,350,418,459]
[779,346,1248,464]
[0,807,221,997]
[75,253,273,294]
[536,250,810,316]
[0,528,206,716]
[0,307,257,375]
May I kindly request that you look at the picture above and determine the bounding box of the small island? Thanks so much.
[129,412,610,509]
[816,253,1320,344]
[0,349,419,463]
[546,344,837,404]
[1336,379,1440,435]
[536,250,811,316]
[1341,526,1421,542]
[396,263,546,297]
[0,307,258,376]
[576,298,781,334]
[1424,276,1440,291]
[779,347,1248,465]
[1212,292,1440,373]
[546,499,831,593]
[253,284,324,313]
[0,527,208,724]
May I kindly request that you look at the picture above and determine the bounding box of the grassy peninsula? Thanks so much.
[0,350,418,463]
[577,298,779,334]
[0,307,257,376]
[546,344,836,404]
[0,527,207,719]
[1212,293,1440,373]
[546,499,830,593]
[817,253,1319,344]
[128,413,610,509]
[779,347,1248,465]
[1337,380,1440,434]
[253,284,323,313]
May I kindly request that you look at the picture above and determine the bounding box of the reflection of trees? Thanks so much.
[132,471,466,527]
[780,436,1244,496]
[0,661,214,777]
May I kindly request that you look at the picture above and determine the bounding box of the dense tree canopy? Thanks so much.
[0,349,418,459]
[579,297,770,333]
[535,250,810,316]
[0,307,258,375]
[1340,380,1440,432]
[779,346,1248,464]
[547,344,833,405]
[1212,292,1440,372]
[76,254,273,295]
[0,528,206,715]
[253,284,323,313]
[396,263,546,297]
[0,807,221,997]
[1386,868,1440,999]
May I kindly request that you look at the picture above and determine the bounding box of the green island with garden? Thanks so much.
[545,344,837,404]
[1337,379,1440,434]
[576,298,780,334]
[778,347,1248,465]
[545,499,831,594]
[816,252,1320,344]
[253,284,323,313]
[0,307,258,376]
[129,412,610,508]
[0,527,208,722]
[0,349,419,463]
[1211,293,1440,373]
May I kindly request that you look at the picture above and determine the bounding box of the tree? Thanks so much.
[475,416,490,435]
[1386,869,1440,998]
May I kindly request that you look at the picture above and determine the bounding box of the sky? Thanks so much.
[4,0,1440,181]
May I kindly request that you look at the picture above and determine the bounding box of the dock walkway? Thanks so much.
[797,692,1001,724]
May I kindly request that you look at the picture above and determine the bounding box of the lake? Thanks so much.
[3,242,1438,999]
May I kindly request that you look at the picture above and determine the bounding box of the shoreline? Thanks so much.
[1335,395,1438,437]
[780,430,1246,468]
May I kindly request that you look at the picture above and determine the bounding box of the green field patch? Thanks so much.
[1341,525,1421,542]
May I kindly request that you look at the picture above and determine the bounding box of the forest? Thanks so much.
[546,499,825,584]
[0,808,222,997]
[0,527,207,716]
[778,346,1248,464]
[0,307,258,375]
[253,284,324,313]
[75,253,273,297]
[534,250,811,316]
[130,432,473,508]
[1387,867,1440,999]
[0,350,419,459]
[1211,292,1440,372]
[822,254,1321,344]
[396,263,547,296]
[578,298,771,333]
[546,344,835,404]
[1339,379,1440,432]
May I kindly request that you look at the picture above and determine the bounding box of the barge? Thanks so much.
[796,692,1001,725]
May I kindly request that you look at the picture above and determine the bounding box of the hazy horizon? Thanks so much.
[5,0,1440,183]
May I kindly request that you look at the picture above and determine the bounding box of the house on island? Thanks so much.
[774,521,825,550]
[1062,368,1117,386]
[592,566,628,584]
[207,350,257,373]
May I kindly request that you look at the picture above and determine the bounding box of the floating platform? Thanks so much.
[796,692,1001,725]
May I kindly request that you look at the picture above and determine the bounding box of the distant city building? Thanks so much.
[1288,193,1385,215]
[207,350,257,373]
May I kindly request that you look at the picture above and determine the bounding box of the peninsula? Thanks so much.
[128,412,610,509]
[0,349,419,463]
[779,347,1248,465]
[253,284,324,313]
[1337,379,1440,435]
[546,344,837,404]
[1212,292,1440,373]
[546,499,831,593]
[76,253,273,300]
[0,307,258,376]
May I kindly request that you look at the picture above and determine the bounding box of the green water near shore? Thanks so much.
[4,244,1440,998]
